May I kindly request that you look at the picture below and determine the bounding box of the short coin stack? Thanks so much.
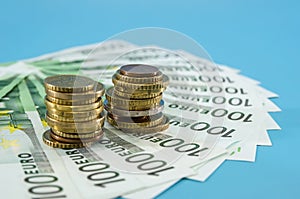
[43,75,105,148]
[105,64,170,133]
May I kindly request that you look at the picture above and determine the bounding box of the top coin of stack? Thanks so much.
[105,64,170,133]
[42,75,105,148]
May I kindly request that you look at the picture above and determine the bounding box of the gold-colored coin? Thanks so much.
[50,131,103,144]
[114,86,166,95]
[51,124,103,134]
[112,87,162,99]
[45,98,102,112]
[112,75,169,90]
[47,106,103,118]
[108,112,163,122]
[120,116,170,134]
[105,87,162,106]
[113,69,163,84]
[46,82,105,100]
[107,112,164,129]
[43,130,88,148]
[104,100,164,117]
[46,95,100,105]
[46,113,105,129]
[52,129,103,139]
[47,111,100,122]
[44,75,98,93]
[106,100,161,111]
[103,64,169,135]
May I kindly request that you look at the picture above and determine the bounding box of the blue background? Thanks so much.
[1,0,298,198]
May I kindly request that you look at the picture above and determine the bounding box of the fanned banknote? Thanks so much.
[0,40,280,198]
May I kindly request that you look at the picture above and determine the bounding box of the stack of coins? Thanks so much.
[42,75,105,148]
[105,64,170,133]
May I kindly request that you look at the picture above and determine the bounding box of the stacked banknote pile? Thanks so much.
[44,75,105,148]
[0,40,280,198]
[105,64,169,133]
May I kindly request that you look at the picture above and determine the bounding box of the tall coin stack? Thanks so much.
[105,64,170,133]
[43,75,105,148]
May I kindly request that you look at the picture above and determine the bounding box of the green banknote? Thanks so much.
[0,77,94,198]
[0,73,195,198]
[0,39,281,198]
